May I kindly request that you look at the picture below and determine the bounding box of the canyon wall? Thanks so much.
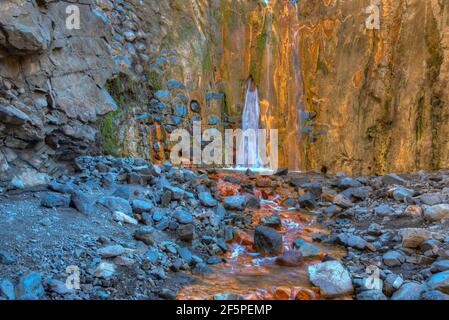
[1,0,449,188]
[0,0,117,188]
[140,0,449,175]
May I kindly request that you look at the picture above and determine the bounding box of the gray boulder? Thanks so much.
[308,261,354,298]
[223,195,246,211]
[424,204,449,222]
[198,192,218,207]
[41,193,71,208]
[98,196,132,215]
[427,270,449,294]
[391,282,426,300]
[253,226,283,255]
[16,272,45,300]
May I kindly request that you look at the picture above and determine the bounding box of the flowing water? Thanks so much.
[236,79,261,169]
[177,175,345,300]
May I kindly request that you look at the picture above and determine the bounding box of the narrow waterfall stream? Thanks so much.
[236,77,261,169]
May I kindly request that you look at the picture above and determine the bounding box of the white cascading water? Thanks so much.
[236,79,260,168]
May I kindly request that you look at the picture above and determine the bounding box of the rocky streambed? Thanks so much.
[1,157,449,300]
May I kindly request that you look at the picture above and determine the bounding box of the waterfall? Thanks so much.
[236,78,260,168]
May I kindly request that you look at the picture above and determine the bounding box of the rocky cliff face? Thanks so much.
[135,0,449,175]
[1,0,449,188]
[0,0,117,187]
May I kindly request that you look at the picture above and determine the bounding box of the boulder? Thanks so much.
[427,270,449,294]
[336,234,373,251]
[357,290,388,300]
[308,261,354,298]
[292,238,322,259]
[131,198,154,214]
[383,250,406,267]
[98,245,126,258]
[392,187,415,202]
[260,214,282,229]
[70,190,95,215]
[298,192,317,209]
[16,272,44,300]
[424,204,449,222]
[94,262,115,279]
[0,250,15,265]
[399,228,432,248]
[391,282,426,300]
[223,195,246,211]
[382,174,407,186]
[0,279,15,300]
[198,192,218,207]
[420,193,445,206]
[245,195,260,209]
[275,251,303,267]
[431,260,449,273]
[172,209,193,224]
[177,224,195,242]
[98,196,132,216]
[333,194,353,208]
[41,193,71,208]
[422,290,449,300]
[134,226,163,245]
[253,226,283,255]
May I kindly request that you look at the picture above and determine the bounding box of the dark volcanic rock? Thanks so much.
[172,209,193,224]
[275,251,303,267]
[223,195,246,211]
[70,190,95,215]
[245,195,260,209]
[0,250,15,265]
[298,192,317,209]
[198,192,218,207]
[131,198,154,214]
[253,226,283,255]
[134,226,164,245]
[16,272,45,300]
[41,193,71,208]
[261,214,282,229]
